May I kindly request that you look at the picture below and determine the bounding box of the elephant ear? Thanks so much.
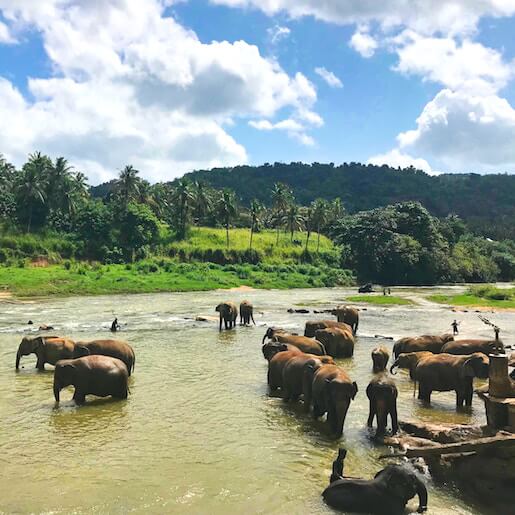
[74,345,90,358]
[384,467,415,502]
[461,357,478,378]
[33,336,46,350]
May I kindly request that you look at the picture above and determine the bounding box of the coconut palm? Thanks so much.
[192,181,212,224]
[271,183,291,244]
[217,189,237,248]
[249,199,264,250]
[302,205,314,251]
[171,179,194,238]
[115,165,141,209]
[312,198,329,252]
[282,201,305,241]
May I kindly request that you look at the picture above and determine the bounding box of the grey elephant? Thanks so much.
[366,374,399,436]
[53,355,129,405]
[215,301,238,331]
[262,327,326,355]
[331,306,359,334]
[16,336,88,371]
[413,352,489,407]
[441,339,504,356]
[393,334,454,358]
[73,339,135,376]
[390,351,433,379]
[311,364,358,437]
[314,327,354,358]
[323,448,428,514]
[239,300,256,326]
[304,320,352,338]
[371,346,390,373]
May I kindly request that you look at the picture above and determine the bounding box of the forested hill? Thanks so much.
[177,163,514,239]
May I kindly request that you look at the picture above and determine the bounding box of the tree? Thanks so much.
[302,205,314,251]
[171,179,194,239]
[217,189,237,248]
[249,199,264,250]
[312,198,328,252]
[192,181,212,224]
[0,154,16,224]
[15,152,51,232]
[271,182,291,244]
[114,165,141,209]
[282,201,304,241]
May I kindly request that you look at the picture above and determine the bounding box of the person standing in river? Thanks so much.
[111,317,120,332]
[451,320,460,335]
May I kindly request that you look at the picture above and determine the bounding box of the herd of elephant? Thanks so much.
[254,303,505,514]
[15,335,135,404]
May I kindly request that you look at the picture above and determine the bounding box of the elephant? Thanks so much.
[413,352,489,407]
[215,301,238,331]
[73,339,135,376]
[371,346,390,373]
[311,364,358,437]
[304,320,352,338]
[390,351,433,379]
[15,336,88,371]
[262,327,327,356]
[322,448,428,514]
[331,306,359,334]
[441,339,504,356]
[262,341,302,361]
[314,327,354,358]
[366,374,399,436]
[268,350,334,391]
[53,355,129,405]
[281,353,334,404]
[239,300,256,326]
[393,334,454,358]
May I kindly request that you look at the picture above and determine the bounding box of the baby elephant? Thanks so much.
[53,355,129,405]
[371,346,390,373]
[366,374,399,436]
[323,448,428,514]
[239,300,256,326]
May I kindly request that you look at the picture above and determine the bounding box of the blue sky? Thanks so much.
[0,1,514,183]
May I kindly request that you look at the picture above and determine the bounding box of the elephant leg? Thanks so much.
[390,403,399,434]
[464,388,473,407]
[376,406,388,435]
[367,399,376,427]
[313,402,324,419]
[418,384,431,403]
[73,390,86,405]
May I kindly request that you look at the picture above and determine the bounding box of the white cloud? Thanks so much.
[314,67,343,88]
[392,31,514,95]
[267,25,290,44]
[367,149,433,174]
[397,89,515,173]
[349,27,377,58]
[0,20,14,43]
[249,116,317,146]
[210,1,515,36]
[0,0,320,183]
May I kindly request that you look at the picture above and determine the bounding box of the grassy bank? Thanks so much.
[429,285,515,309]
[0,261,354,298]
[345,295,414,305]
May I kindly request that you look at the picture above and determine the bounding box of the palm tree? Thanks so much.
[115,165,141,209]
[171,179,194,238]
[217,189,237,248]
[271,183,291,244]
[17,152,50,232]
[192,181,212,224]
[330,198,344,221]
[312,198,329,252]
[249,199,264,250]
[302,205,314,252]
[282,201,305,241]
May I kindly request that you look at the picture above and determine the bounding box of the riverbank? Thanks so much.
[429,285,515,310]
[345,295,414,306]
[0,262,354,298]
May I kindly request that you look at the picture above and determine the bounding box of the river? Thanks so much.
[0,286,513,514]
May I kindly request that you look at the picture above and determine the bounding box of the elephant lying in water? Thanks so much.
[322,448,428,514]
[73,339,135,376]
[54,355,129,405]
[393,334,454,358]
[441,339,504,356]
[15,336,88,371]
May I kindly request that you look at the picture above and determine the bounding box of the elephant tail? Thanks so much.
[413,380,417,398]
[319,342,327,355]
[132,354,135,373]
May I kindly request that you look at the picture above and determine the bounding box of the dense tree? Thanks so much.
[312,199,329,252]
[171,179,194,239]
[249,199,264,250]
[192,181,212,224]
[271,182,291,244]
[216,189,237,248]
[0,154,16,224]
[282,201,304,241]
[114,165,141,209]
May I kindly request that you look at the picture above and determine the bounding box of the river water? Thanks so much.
[0,286,513,514]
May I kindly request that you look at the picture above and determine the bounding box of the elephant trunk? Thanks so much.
[15,350,21,370]
[415,476,428,512]
[53,381,61,403]
[390,360,399,375]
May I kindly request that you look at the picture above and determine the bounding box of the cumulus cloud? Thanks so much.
[0,0,320,183]
[0,20,14,42]
[349,27,377,58]
[249,115,318,146]
[367,149,434,174]
[397,89,515,173]
[314,67,343,88]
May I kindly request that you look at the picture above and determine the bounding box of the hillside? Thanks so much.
[164,163,514,239]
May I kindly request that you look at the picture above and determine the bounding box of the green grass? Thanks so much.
[0,261,354,298]
[167,227,338,265]
[345,295,414,305]
[429,285,515,308]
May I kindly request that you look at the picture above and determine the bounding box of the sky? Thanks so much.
[0,1,514,184]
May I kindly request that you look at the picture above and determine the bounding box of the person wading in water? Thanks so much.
[451,320,460,336]
[111,317,121,332]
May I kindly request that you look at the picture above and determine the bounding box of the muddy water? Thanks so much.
[0,286,513,514]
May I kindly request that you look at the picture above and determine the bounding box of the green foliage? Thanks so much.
[429,285,515,308]
[345,295,414,305]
